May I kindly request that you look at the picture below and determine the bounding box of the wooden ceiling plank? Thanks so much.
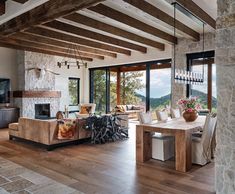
[12,0,29,4]
[64,13,165,50]
[123,0,200,40]
[26,27,131,55]
[89,4,177,44]
[0,41,93,61]
[14,32,117,58]
[0,0,105,36]
[43,20,147,53]
[5,36,103,60]
[176,0,216,29]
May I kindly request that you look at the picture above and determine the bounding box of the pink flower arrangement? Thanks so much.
[177,97,201,112]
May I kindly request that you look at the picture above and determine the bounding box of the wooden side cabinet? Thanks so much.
[0,107,19,129]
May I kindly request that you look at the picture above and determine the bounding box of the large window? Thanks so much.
[68,77,80,106]
[90,60,171,113]
[187,51,216,112]
[150,64,171,111]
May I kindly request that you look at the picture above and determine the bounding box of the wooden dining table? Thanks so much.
[136,116,206,172]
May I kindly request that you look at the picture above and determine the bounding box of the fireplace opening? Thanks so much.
[35,104,50,119]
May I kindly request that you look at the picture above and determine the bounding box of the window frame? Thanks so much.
[186,50,215,111]
[68,77,80,106]
[89,59,172,113]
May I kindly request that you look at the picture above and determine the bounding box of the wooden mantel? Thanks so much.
[13,91,61,98]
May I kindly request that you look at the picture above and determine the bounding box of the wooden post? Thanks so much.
[117,68,121,105]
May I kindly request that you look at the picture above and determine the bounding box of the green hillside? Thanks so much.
[135,89,217,110]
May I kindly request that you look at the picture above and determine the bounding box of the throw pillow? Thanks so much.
[80,106,92,114]
[57,119,76,139]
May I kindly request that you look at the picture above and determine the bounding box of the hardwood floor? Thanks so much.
[0,122,215,194]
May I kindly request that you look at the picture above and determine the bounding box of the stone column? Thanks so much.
[215,0,235,193]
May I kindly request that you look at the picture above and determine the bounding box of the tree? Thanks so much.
[120,72,144,105]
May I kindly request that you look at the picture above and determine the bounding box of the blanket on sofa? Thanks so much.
[57,119,76,140]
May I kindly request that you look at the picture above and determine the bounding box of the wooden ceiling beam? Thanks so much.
[26,27,131,55]
[0,0,105,36]
[123,0,200,40]
[11,0,29,4]
[43,20,147,53]
[89,4,177,44]
[176,0,216,29]
[0,41,93,61]
[14,32,117,58]
[0,0,6,16]
[64,13,165,50]
[4,37,103,60]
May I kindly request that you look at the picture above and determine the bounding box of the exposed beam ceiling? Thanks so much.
[0,0,105,36]
[176,0,216,29]
[6,36,104,60]
[26,27,132,55]
[0,41,93,61]
[43,20,147,53]
[88,4,177,44]
[15,32,117,58]
[11,0,29,4]
[0,1,6,16]
[123,0,199,40]
[63,13,165,50]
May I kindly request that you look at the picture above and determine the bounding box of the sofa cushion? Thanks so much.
[126,105,133,111]
[8,123,19,131]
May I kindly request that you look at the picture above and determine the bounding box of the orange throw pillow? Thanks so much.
[80,106,92,114]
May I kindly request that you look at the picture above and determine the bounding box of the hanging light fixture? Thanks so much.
[172,2,205,85]
[57,44,88,69]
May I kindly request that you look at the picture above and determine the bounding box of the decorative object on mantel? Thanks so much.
[84,114,128,144]
[26,67,60,79]
[57,44,88,69]
[172,2,205,85]
[177,97,201,122]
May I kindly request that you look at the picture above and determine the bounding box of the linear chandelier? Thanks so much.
[172,2,205,85]
[57,44,87,69]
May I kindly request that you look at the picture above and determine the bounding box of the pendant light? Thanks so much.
[172,2,205,85]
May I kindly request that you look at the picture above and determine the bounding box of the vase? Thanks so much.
[182,110,198,122]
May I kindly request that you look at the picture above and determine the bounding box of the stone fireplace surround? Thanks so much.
[14,51,61,119]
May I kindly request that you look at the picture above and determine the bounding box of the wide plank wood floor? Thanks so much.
[0,122,215,194]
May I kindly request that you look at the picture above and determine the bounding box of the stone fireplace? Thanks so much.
[14,51,61,118]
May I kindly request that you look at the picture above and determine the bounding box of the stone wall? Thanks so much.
[171,32,215,107]
[15,51,60,118]
[215,0,235,193]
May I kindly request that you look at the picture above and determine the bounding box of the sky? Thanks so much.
[137,64,217,99]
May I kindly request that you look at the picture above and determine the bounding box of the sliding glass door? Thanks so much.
[90,59,171,114]
[91,69,107,114]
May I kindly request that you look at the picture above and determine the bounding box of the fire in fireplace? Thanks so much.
[35,104,50,119]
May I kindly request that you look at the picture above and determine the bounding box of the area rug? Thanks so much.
[0,157,82,194]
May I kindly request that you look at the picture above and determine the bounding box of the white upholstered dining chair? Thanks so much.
[192,114,217,165]
[170,108,181,119]
[138,112,174,161]
[155,110,168,122]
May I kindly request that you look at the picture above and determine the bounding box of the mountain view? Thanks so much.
[136,89,217,110]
